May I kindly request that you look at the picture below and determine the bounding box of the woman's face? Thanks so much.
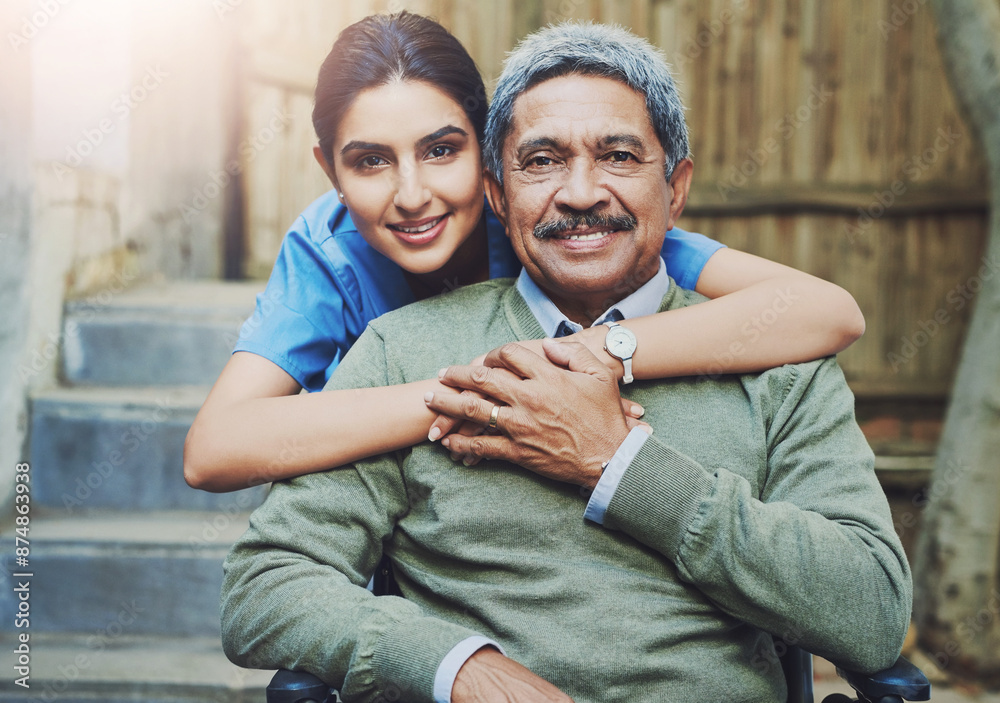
[326,80,485,275]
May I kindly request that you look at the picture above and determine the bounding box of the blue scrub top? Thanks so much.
[234,190,725,392]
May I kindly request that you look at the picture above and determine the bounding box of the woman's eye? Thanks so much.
[428,144,455,159]
[360,155,388,168]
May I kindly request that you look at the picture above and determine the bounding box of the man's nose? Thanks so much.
[552,159,611,211]
[393,162,432,211]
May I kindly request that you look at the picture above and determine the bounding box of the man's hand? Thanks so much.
[425,341,645,446]
[425,339,643,489]
[452,647,573,703]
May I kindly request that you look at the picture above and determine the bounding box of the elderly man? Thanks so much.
[221,22,910,703]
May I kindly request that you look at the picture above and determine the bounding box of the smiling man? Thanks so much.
[221,22,911,703]
[487,70,683,325]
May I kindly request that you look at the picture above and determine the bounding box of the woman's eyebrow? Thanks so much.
[415,125,469,149]
[340,140,389,156]
[339,125,468,157]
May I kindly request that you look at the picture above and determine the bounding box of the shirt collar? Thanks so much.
[515,258,670,337]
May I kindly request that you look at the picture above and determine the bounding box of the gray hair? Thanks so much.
[484,21,689,184]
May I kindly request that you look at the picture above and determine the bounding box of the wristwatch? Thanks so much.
[602,321,637,384]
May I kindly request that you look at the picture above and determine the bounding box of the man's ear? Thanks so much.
[484,169,509,235]
[666,158,693,230]
[313,145,341,192]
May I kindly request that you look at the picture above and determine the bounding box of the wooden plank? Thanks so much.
[791,0,817,183]
[848,379,953,399]
[652,0,679,63]
[685,183,988,216]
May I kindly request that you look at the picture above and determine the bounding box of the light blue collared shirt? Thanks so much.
[514,259,670,338]
[432,263,666,701]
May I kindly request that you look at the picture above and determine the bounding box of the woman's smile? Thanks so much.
[387,213,451,245]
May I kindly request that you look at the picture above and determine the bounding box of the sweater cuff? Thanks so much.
[602,437,714,559]
[372,617,483,703]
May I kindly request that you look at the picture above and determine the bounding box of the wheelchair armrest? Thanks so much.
[837,655,931,701]
[266,669,336,703]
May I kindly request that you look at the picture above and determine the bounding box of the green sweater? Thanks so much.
[221,279,911,703]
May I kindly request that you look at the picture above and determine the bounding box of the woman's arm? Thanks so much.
[510,247,865,381]
[184,352,450,492]
[628,247,865,378]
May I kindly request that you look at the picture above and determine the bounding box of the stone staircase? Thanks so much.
[0,281,274,702]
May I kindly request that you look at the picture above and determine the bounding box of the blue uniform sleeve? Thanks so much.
[661,227,725,291]
[234,214,361,393]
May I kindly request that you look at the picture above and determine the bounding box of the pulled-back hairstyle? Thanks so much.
[484,21,689,183]
[313,11,488,165]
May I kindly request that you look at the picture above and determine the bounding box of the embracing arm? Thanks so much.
[185,351,645,492]
[560,247,865,380]
[183,352,448,492]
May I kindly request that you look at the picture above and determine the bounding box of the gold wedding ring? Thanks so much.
[488,404,501,429]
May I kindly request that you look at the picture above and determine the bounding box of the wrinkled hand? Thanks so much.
[452,647,573,703]
[425,343,643,448]
[425,339,642,489]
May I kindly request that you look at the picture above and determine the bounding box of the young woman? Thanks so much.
[184,11,864,493]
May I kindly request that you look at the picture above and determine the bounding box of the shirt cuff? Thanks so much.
[584,427,651,524]
[432,635,505,703]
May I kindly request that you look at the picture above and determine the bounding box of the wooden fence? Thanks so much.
[234,0,990,397]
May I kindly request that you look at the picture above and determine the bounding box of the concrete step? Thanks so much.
[0,633,272,702]
[62,280,261,387]
[0,511,254,638]
[29,385,267,512]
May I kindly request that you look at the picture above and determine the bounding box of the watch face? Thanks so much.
[606,326,636,357]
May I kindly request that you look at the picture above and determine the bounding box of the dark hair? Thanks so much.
[313,11,488,166]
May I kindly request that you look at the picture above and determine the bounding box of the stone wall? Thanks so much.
[0,0,34,522]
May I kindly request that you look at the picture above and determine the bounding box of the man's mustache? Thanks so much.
[532,212,638,239]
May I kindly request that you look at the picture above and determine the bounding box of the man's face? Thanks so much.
[486,73,692,324]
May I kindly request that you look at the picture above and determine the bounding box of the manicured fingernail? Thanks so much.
[463,457,474,466]
[428,427,441,442]
[632,404,645,418]
[424,391,434,403]
[441,438,451,448]
[438,368,447,379]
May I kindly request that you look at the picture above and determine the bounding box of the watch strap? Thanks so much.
[603,320,636,385]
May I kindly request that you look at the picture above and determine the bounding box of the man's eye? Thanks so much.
[608,151,635,163]
[527,155,554,167]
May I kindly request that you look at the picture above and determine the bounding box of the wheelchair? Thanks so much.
[265,559,931,703]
